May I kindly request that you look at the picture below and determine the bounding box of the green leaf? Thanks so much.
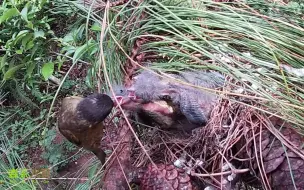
[13,30,30,45]
[26,40,34,50]
[62,33,74,43]
[0,54,8,72]
[26,21,33,29]
[88,164,98,179]
[85,68,93,88]
[73,42,96,63]
[90,46,99,55]
[57,61,64,71]
[39,0,47,9]
[0,8,19,24]
[20,3,29,22]
[26,62,35,77]
[62,46,76,56]
[16,49,23,54]
[91,23,101,31]
[75,24,85,41]
[22,33,33,49]
[3,64,25,80]
[34,30,45,39]
[41,62,54,81]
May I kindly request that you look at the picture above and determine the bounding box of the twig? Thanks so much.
[26,177,89,181]
[191,168,250,177]
[48,75,61,85]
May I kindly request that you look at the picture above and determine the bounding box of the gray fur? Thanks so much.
[131,70,169,102]
[131,70,225,126]
[106,84,128,97]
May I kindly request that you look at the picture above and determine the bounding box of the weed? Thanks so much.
[40,128,79,172]
[0,0,60,83]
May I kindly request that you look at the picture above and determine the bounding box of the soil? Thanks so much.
[55,153,96,189]
[25,130,98,189]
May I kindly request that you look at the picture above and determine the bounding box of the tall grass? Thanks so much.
[100,0,304,127]
[55,0,304,127]
[0,135,37,189]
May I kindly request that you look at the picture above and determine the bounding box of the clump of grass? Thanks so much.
[101,0,304,126]
[0,133,37,189]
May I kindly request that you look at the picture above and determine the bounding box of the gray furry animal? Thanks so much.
[129,70,225,126]
[107,69,225,131]
[106,84,193,131]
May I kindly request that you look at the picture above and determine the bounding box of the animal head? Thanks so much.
[130,70,172,102]
[76,93,114,123]
[105,84,141,109]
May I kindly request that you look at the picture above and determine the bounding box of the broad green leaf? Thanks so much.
[62,33,74,43]
[13,30,30,45]
[3,64,25,80]
[22,33,33,48]
[73,42,96,63]
[34,30,45,39]
[16,49,23,54]
[90,46,99,55]
[20,3,29,22]
[75,24,85,41]
[26,40,34,50]
[41,62,54,81]
[91,23,101,31]
[0,8,19,24]
[26,21,33,29]
[62,46,76,56]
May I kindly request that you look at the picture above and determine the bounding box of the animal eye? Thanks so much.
[120,90,124,93]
